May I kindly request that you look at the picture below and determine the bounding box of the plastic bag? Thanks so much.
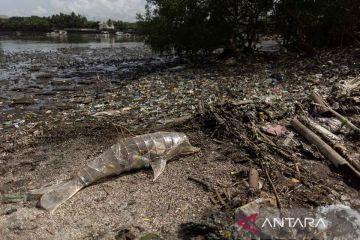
[30,132,199,212]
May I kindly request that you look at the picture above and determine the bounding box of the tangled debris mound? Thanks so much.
[195,89,359,205]
[181,79,360,239]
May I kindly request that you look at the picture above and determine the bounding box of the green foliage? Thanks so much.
[48,12,87,29]
[0,16,51,31]
[113,20,138,31]
[273,0,360,49]
[138,0,360,55]
[137,0,273,55]
[0,12,136,32]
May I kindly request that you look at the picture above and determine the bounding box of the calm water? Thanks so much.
[0,33,143,52]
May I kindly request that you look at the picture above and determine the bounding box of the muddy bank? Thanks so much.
[0,47,360,239]
[0,42,183,122]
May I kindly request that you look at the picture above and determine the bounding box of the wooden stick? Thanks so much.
[188,176,211,191]
[167,194,173,213]
[291,118,360,177]
[265,167,282,209]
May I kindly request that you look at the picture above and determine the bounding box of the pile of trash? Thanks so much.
[179,78,360,239]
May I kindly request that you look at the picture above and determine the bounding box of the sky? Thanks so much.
[0,0,147,22]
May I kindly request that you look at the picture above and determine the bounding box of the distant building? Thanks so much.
[98,21,114,31]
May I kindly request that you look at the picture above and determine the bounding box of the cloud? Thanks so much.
[0,0,146,21]
[49,0,146,21]
[5,9,22,17]
[32,6,47,15]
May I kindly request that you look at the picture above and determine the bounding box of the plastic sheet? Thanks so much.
[31,132,199,212]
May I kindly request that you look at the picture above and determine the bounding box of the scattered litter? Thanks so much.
[93,110,122,117]
[261,124,287,136]
[291,178,300,183]
[1,45,360,238]
[235,198,276,216]
[168,65,186,71]
[282,132,295,146]
[248,168,260,195]
[157,115,192,125]
[210,188,233,206]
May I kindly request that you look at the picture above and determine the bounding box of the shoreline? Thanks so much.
[0,45,359,239]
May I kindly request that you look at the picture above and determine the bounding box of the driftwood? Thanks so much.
[291,118,360,177]
[310,92,360,134]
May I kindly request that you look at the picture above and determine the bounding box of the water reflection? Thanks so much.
[0,34,143,52]
[46,34,68,42]
[0,42,4,67]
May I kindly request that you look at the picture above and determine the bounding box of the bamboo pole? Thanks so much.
[301,116,360,172]
[310,92,329,114]
[291,118,360,177]
[310,92,360,134]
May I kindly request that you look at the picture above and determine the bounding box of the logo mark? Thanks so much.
[236,213,258,234]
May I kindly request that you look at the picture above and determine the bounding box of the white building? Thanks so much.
[98,21,115,30]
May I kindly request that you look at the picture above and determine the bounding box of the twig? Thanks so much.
[82,89,88,98]
[112,123,122,139]
[188,176,212,191]
[209,196,218,205]
[167,194,173,213]
[112,123,135,137]
[295,163,301,179]
[102,185,111,196]
[265,167,282,209]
